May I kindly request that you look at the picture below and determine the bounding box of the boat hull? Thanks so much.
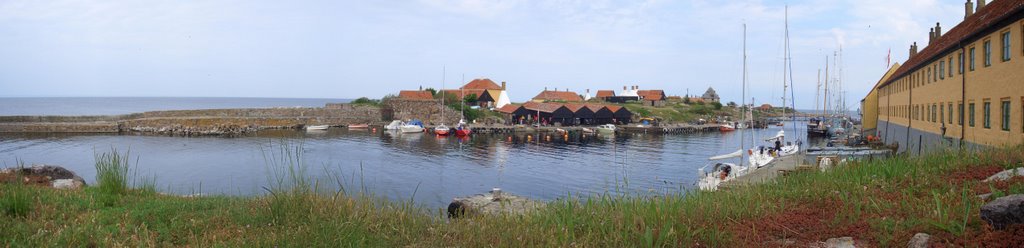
[455,129,471,137]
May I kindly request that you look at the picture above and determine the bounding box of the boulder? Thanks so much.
[980,194,1024,230]
[813,237,856,248]
[984,167,1024,182]
[0,165,86,190]
[448,189,543,218]
[906,233,930,248]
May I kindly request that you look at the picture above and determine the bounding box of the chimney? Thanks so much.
[623,86,627,90]
[501,81,506,90]
[419,85,422,91]
[909,42,919,58]
[978,0,986,11]
[929,28,935,44]
[965,0,974,19]
[935,22,942,39]
[586,89,590,93]
[545,87,548,91]
[555,87,558,92]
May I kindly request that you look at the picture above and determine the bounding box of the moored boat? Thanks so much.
[348,124,369,129]
[596,124,616,134]
[698,149,750,191]
[384,120,403,130]
[434,124,450,136]
[581,127,596,134]
[719,124,736,132]
[454,119,471,137]
[305,125,329,131]
[400,120,424,133]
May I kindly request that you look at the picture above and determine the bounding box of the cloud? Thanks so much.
[417,0,523,18]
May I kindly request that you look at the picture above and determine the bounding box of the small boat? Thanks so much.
[454,119,471,137]
[434,124,450,136]
[348,124,369,129]
[555,128,567,134]
[400,120,425,133]
[305,125,329,131]
[581,128,596,134]
[596,124,616,134]
[698,149,750,191]
[719,124,736,132]
[384,120,403,130]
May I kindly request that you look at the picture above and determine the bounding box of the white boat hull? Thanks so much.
[400,125,424,133]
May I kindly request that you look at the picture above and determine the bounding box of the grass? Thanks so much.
[2,145,1024,246]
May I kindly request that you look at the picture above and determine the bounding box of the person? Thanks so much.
[720,164,732,180]
[774,139,782,152]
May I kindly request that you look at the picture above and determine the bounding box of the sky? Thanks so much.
[0,0,968,109]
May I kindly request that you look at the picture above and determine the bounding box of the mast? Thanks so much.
[816,69,821,117]
[742,22,747,165]
[824,55,829,117]
[441,66,446,125]
[461,74,465,122]
[781,6,788,125]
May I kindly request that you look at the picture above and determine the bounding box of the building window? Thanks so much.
[959,103,964,125]
[939,61,945,79]
[969,103,976,127]
[1002,100,1011,131]
[933,104,938,123]
[984,101,992,129]
[984,40,992,67]
[940,104,945,123]
[958,52,964,74]
[970,47,976,71]
[949,103,953,124]
[948,58,953,77]
[1003,31,1012,62]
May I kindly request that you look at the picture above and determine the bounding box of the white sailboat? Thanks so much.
[435,67,450,136]
[384,120,403,130]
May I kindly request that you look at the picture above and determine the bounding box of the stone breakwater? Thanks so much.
[0,104,382,136]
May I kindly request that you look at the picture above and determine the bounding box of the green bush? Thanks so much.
[351,97,380,106]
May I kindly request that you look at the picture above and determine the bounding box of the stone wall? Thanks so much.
[0,104,383,135]
[382,99,461,126]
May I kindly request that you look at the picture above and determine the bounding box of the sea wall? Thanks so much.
[0,104,383,135]
[382,99,461,125]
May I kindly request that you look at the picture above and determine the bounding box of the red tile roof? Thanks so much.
[562,103,588,112]
[880,1,1024,88]
[637,90,666,101]
[460,78,502,90]
[595,90,615,98]
[441,89,486,99]
[497,104,521,114]
[584,104,610,112]
[532,90,582,102]
[398,90,434,100]
[605,105,623,112]
[522,102,563,113]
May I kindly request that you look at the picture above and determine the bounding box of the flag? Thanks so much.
[886,48,891,68]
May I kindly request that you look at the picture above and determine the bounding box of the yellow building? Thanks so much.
[873,0,1024,154]
[862,63,900,135]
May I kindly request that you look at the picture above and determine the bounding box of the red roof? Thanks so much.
[637,90,666,101]
[522,102,563,113]
[605,105,623,112]
[595,90,615,98]
[398,90,434,100]
[441,89,486,99]
[532,90,582,102]
[880,1,1024,88]
[497,104,521,114]
[562,103,588,112]
[460,78,502,90]
[584,104,610,112]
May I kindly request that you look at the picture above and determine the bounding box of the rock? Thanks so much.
[984,167,1024,182]
[448,189,543,218]
[813,237,856,248]
[0,165,86,190]
[52,179,84,190]
[980,194,1024,230]
[907,233,930,248]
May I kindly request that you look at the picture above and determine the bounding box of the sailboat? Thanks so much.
[700,23,755,190]
[455,74,472,137]
[400,119,425,133]
[435,67,450,136]
[773,5,802,155]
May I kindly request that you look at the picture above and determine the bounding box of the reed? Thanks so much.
[1,161,32,218]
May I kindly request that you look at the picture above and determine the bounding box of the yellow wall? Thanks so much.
[876,19,1024,147]
[863,63,900,133]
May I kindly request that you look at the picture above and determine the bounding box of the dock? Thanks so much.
[452,124,722,135]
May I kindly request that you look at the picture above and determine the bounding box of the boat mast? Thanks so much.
[741,22,747,166]
[816,69,821,117]
[441,66,446,125]
[781,6,788,126]
[461,74,465,122]
[823,55,829,118]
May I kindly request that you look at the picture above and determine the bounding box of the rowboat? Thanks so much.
[305,125,329,131]
[348,124,369,129]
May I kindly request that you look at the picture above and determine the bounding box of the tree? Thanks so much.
[711,102,723,110]
[424,88,437,96]
[727,101,737,108]
[463,93,478,103]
